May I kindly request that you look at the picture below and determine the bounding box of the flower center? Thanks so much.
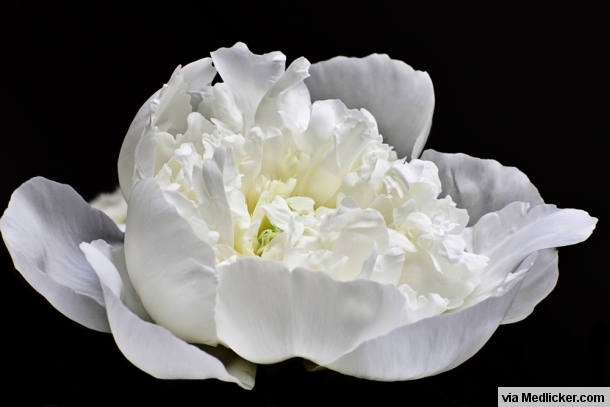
[150,67,488,323]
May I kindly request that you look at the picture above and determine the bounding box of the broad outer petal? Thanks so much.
[502,248,558,324]
[306,54,434,161]
[324,254,534,380]
[420,150,592,324]
[0,177,124,332]
[125,178,218,344]
[216,258,409,365]
[420,150,544,226]
[463,202,596,307]
[80,242,255,389]
[89,240,151,322]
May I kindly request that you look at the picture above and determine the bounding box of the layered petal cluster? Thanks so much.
[1,43,597,388]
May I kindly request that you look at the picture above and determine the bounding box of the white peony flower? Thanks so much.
[0,43,597,389]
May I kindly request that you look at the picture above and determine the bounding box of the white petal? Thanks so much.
[324,254,533,380]
[0,177,124,332]
[216,258,409,365]
[152,66,193,136]
[211,42,286,132]
[321,197,389,280]
[262,195,293,231]
[306,54,434,160]
[118,90,160,201]
[421,150,545,225]
[502,248,558,324]
[80,242,254,389]
[301,109,375,206]
[181,57,217,110]
[134,125,157,182]
[463,202,597,307]
[88,239,151,322]
[192,148,234,246]
[370,246,405,286]
[125,178,218,344]
[89,188,128,226]
[255,56,311,132]
[295,99,348,157]
[119,61,215,201]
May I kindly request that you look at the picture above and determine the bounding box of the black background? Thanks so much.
[2,4,607,406]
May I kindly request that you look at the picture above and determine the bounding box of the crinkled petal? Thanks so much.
[89,188,128,226]
[216,258,409,365]
[211,42,286,132]
[0,177,124,332]
[125,178,218,344]
[119,60,216,201]
[306,54,434,160]
[502,248,558,324]
[193,148,234,246]
[80,242,255,389]
[463,202,597,307]
[324,254,534,380]
[421,150,544,226]
[321,197,390,280]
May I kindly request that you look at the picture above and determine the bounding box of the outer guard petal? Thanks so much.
[0,177,124,332]
[502,248,558,324]
[421,150,544,225]
[463,202,597,307]
[306,54,434,161]
[216,258,409,365]
[125,178,219,344]
[324,254,533,380]
[88,240,151,322]
[80,242,255,389]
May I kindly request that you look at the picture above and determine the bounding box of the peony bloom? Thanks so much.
[0,42,597,389]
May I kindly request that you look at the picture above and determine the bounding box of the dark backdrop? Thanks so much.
[2,4,607,406]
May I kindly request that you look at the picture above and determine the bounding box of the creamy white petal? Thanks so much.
[321,197,390,280]
[306,54,434,160]
[421,150,545,226]
[301,109,375,206]
[192,148,234,246]
[295,99,348,157]
[502,248,558,324]
[80,242,255,389]
[90,188,128,226]
[125,178,218,344]
[324,254,534,380]
[211,42,286,132]
[216,258,409,365]
[0,177,124,332]
[463,202,597,307]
